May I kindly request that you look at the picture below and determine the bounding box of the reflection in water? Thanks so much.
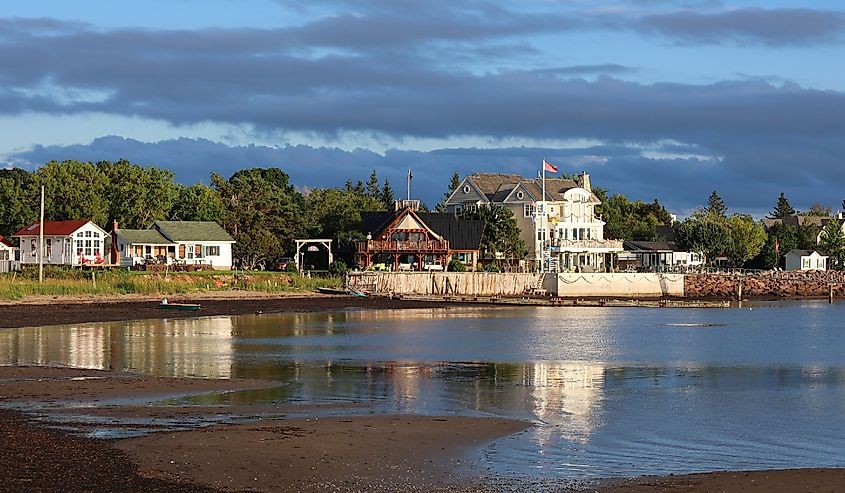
[2,304,845,479]
[0,317,234,378]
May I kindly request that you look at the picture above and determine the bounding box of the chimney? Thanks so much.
[112,220,119,232]
[580,171,591,192]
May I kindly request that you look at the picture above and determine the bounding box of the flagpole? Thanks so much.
[542,158,546,273]
[407,168,411,201]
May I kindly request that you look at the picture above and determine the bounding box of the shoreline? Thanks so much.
[2,299,844,491]
[0,291,832,330]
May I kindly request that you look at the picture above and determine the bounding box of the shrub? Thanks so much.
[447,260,466,272]
[482,262,501,273]
[329,260,348,276]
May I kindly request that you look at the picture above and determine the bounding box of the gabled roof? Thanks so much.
[0,236,14,248]
[464,173,592,203]
[152,221,235,242]
[360,210,485,251]
[13,220,94,237]
[764,215,835,229]
[788,249,826,257]
[115,229,174,245]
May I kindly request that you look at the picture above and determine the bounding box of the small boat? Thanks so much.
[317,287,351,295]
[158,301,201,311]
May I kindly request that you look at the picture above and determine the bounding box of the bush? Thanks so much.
[284,262,299,273]
[447,260,466,272]
[482,262,501,273]
[328,260,348,276]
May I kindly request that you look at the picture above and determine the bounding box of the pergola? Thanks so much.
[294,239,333,273]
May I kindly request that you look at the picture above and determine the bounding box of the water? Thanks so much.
[1,301,844,479]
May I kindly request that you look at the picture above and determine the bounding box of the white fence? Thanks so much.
[0,260,17,273]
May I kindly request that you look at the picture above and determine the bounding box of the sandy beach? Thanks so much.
[1,295,843,492]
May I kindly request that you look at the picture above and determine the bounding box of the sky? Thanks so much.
[1,0,844,217]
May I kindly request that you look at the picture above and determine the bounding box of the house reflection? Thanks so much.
[0,317,235,378]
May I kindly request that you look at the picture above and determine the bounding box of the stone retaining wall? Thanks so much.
[685,271,845,299]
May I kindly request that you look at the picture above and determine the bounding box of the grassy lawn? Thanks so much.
[0,267,343,300]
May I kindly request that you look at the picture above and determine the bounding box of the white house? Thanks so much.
[444,172,623,272]
[13,220,108,266]
[112,220,235,270]
[785,249,828,271]
[0,236,18,273]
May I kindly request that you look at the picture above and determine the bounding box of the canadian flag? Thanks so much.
[543,159,558,173]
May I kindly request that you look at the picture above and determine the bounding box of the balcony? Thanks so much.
[548,238,624,251]
[356,239,450,253]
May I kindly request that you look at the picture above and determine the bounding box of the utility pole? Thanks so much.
[38,185,44,284]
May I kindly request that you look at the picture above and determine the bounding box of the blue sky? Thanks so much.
[1,0,844,216]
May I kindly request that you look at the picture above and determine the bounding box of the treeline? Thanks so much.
[0,160,396,269]
[675,191,845,269]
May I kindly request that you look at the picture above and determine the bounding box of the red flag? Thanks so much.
[543,159,558,173]
[775,238,779,256]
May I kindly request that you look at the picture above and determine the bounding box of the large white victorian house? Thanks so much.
[444,172,623,272]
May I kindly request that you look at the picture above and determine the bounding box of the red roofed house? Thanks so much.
[0,236,18,273]
[13,220,109,266]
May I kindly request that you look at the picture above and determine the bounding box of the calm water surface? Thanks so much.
[2,301,844,479]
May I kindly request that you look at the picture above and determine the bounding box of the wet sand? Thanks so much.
[0,292,472,329]
[1,299,844,492]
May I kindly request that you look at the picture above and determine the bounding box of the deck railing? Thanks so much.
[356,239,449,253]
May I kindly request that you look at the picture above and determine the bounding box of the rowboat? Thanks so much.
[158,301,201,311]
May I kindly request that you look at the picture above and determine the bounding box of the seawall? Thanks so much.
[348,271,845,300]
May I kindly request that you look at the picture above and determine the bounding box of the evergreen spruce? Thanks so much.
[706,190,727,216]
[769,192,796,219]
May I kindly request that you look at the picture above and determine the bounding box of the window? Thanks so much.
[93,232,100,238]
[93,239,100,251]
[524,203,535,217]
[802,258,810,269]
[77,240,84,253]
[85,231,91,238]
[195,244,203,258]
[85,239,92,256]
[77,232,83,238]
[207,245,220,256]
[454,205,463,215]
[516,191,524,200]
[464,204,477,213]
[463,185,471,193]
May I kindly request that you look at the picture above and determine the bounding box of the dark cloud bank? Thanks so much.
[2,6,844,216]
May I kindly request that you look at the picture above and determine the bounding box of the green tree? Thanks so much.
[0,168,37,237]
[37,160,110,226]
[725,214,767,267]
[435,171,461,212]
[460,205,525,265]
[380,179,394,209]
[304,187,383,245]
[706,190,727,217]
[595,189,673,241]
[98,159,179,229]
[212,168,307,269]
[675,211,730,265]
[758,222,798,269]
[769,192,796,219]
[818,220,845,269]
[170,183,226,223]
[366,169,380,199]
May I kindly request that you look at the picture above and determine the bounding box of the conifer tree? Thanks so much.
[706,190,727,216]
[366,169,380,199]
[435,171,462,212]
[769,192,796,219]
[380,179,394,209]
